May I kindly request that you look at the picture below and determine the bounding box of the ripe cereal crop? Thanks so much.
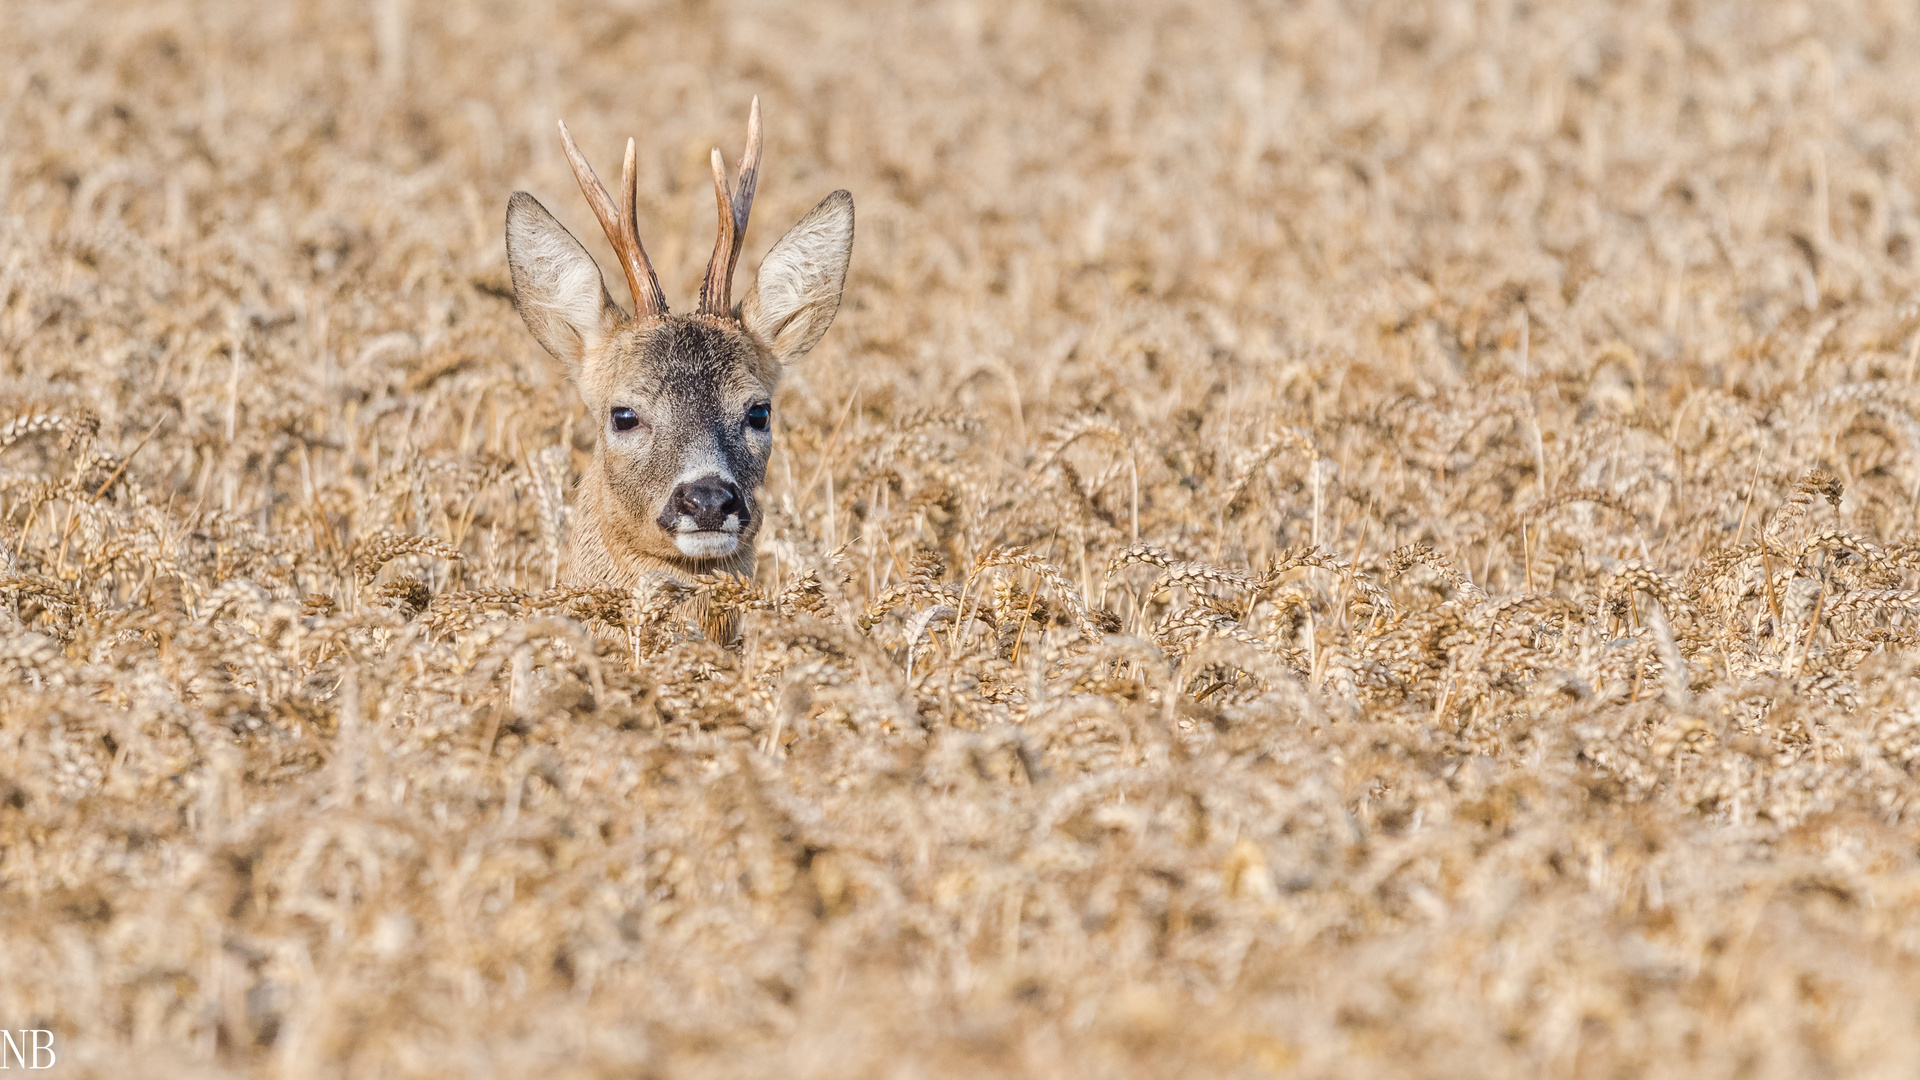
[4,1,1920,1076]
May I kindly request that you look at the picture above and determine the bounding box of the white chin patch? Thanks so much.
[674,532,741,559]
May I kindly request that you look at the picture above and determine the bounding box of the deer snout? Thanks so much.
[661,478,747,534]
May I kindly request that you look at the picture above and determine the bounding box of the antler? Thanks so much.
[699,97,763,317]
[557,120,668,318]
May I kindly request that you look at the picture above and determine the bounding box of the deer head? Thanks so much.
[505,99,853,586]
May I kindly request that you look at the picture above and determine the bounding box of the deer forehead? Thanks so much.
[583,317,778,408]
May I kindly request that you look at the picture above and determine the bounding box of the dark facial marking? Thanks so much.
[657,477,748,532]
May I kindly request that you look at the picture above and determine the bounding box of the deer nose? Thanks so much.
[664,478,747,532]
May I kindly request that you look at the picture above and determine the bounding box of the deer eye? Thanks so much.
[746,403,771,431]
[611,407,641,432]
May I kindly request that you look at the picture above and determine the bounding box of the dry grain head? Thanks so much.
[505,97,854,591]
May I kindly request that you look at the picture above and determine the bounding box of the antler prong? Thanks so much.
[699,97,764,317]
[701,149,736,315]
[620,137,639,251]
[557,120,667,318]
[729,97,762,270]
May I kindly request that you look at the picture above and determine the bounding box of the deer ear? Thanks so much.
[741,190,854,365]
[506,191,622,372]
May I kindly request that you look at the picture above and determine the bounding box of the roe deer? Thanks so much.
[505,99,853,633]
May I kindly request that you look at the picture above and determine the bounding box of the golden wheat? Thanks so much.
[5,0,1920,1076]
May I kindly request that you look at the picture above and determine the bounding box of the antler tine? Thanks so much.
[728,97,762,274]
[700,149,737,315]
[557,120,667,317]
[699,98,763,317]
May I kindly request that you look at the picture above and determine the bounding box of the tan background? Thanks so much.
[4,0,1920,1075]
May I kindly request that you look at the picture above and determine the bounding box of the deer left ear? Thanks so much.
[506,190,622,374]
[740,190,854,365]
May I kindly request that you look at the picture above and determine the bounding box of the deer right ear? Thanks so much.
[505,191,622,372]
[740,190,854,365]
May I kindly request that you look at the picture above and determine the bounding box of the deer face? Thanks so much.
[504,100,853,575]
[575,316,777,563]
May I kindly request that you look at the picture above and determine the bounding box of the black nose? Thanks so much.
[661,478,747,531]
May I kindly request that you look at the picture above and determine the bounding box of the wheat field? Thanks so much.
[4,0,1920,1075]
